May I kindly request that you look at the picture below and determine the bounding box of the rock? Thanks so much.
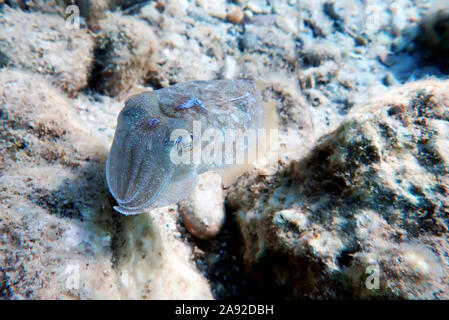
[3,0,70,15]
[275,16,299,35]
[239,24,296,59]
[144,13,225,86]
[109,207,214,299]
[0,7,94,95]
[259,74,312,134]
[0,69,213,299]
[139,2,162,24]
[199,0,227,20]
[0,69,96,171]
[246,1,268,15]
[227,79,449,299]
[92,12,159,96]
[162,33,186,49]
[226,7,244,25]
[5,0,149,25]
[382,72,399,87]
[243,9,253,19]
[178,172,225,240]
[0,69,117,299]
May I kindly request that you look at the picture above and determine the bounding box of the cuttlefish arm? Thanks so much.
[106,94,198,215]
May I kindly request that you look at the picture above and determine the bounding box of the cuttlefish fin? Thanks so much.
[213,98,279,187]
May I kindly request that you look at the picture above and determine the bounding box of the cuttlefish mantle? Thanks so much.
[106,79,275,215]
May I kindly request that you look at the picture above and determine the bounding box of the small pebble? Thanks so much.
[204,0,227,20]
[275,16,298,34]
[178,172,225,240]
[383,72,398,86]
[355,35,368,46]
[243,9,253,19]
[246,1,262,14]
[226,8,244,25]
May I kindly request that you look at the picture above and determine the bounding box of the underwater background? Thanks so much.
[0,0,448,299]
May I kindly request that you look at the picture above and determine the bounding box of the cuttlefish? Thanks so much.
[106,79,275,215]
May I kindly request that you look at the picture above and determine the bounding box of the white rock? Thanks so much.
[275,16,298,35]
[179,172,225,240]
[246,1,270,14]
[140,3,161,23]
[200,0,227,20]
[163,33,185,49]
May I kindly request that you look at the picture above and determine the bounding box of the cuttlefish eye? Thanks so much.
[144,118,160,129]
[174,132,194,152]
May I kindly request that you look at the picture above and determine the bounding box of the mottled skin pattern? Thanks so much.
[106,79,265,215]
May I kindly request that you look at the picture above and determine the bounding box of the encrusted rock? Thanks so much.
[227,79,449,299]
[0,8,94,94]
[92,12,159,96]
[0,69,213,299]
[0,69,117,299]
